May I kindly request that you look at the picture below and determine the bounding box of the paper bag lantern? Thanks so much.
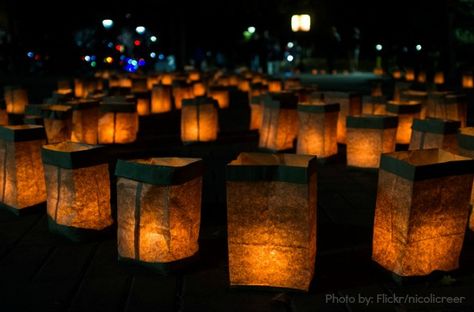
[346,115,398,168]
[147,75,160,90]
[268,79,282,92]
[400,90,428,119]
[42,142,112,240]
[172,80,193,109]
[405,68,415,81]
[249,83,268,99]
[417,71,427,84]
[98,98,138,144]
[226,152,317,291]
[188,70,201,82]
[259,92,298,151]
[362,96,386,115]
[134,92,151,116]
[462,73,473,89]
[426,91,450,119]
[438,94,468,127]
[297,103,339,158]
[192,81,207,97]
[74,78,97,98]
[392,69,402,79]
[372,149,474,276]
[4,86,28,114]
[67,99,99,144]
[0,125,46,213]
[386,100,421,144]
[313,92,362,143]
[457,128,474,230]
[249,96,264,131]
[116,157,203,270]
[409,118,460,152]
[181,96,219,143]
[209,86,230,109]
[41,105,73,144]
[151,84,173,113]
[160,73,173,86]
[393,81,412,101]
[434,72,445,85]
[238,79,251,92]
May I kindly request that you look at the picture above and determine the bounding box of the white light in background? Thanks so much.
[375,44,383,51]
[136,26,146,35]
[248,26,256,34]
[102,19,114,29]
[291,14,311,32]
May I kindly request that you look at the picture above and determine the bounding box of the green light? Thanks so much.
[91,61,97,67]
[243,31,252,41]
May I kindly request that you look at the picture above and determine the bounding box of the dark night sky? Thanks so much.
[0,0,460,72]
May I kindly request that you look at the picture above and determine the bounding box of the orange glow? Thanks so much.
[192,81,207,97]
[373,149,473,276]
[462,74,473,89]
[209,88,230,109]
[392,70,402,79]
[417,71,426,83]
[434,72,444,85]
[151,84,173,113]
[173,83,193,110]
[181,97,218,143]
[387,100,421,144]
[373,67,383,75]
[4,87,28,114]
[405,68,415,81]
[188,71,201,82]
[161,73,173,86]
[98,112,138,144]
[268,80,282,92]
[238,79,251,92]
[137,98,151,116]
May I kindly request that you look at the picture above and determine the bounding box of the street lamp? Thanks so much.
[136,26,146,35]
[102,19,114,29]
[291,14,311,32]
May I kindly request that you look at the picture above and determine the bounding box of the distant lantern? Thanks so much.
[119,76,132,88]
[41,105,73,144]
[23,104,50,126]
[0,125,46,214]
[227,152,317,291]
[283,77,302,90]
[73,78,87,98]
[116,157,203,271]
[160,73,173,86]
[249,95,264,131]
[238,79,251,92]
[42,142,112,240]
[188,70,201,82]
[98,97,138,144]
[259,92,299,151]
[147,75,160,90]
[409,118,460,152]
[297,103,340,158]
[217,75,230,86]
[346,115,398,168]
[228,74,240,87]
[400,90,428,119]
[417,71,427,84]
[134,91,151,116]
[373,67,384,76]
[434,72,445,85]
[4,86,28,114]
[462,73,473,89]
[386,100,421,144]
[0,100,8,125]
[172,80,193,110]
[373,149,474,276]
[268,78,282,92]
[151,84,173,113]
[209,86,230,109]
[66,99,100,145]
[392,69,402,79]
[181,96,219,143]
[457,127,474,231]
[313,91,362,143]
[362,96,386,115]
[56,80,73,96]
[405,68,415,81]
[131,77,148,93]
[192,81,207,97]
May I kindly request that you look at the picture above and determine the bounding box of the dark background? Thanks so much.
[0,0,471,74]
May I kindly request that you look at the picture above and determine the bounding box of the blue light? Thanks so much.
[127,58,133,65]
[131,59,138,66]
[27,51,34,58]
[138,59,146,66]
[120,55,126,61]
[124,64,138,73]
[107,42,114,48]
[91,55,96,61]
[158,53,165,60]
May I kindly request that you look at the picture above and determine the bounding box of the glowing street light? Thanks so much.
[375,44,383,51]
[248,26,256,34]
[416,44,422,51]
[136,26,146,35]
[150,35,157,42]
[291,14,311,32]
[102,19,114,29]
